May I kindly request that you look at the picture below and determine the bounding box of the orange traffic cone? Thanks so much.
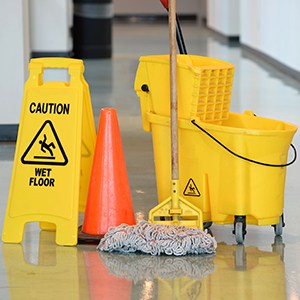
[78,108,135,243]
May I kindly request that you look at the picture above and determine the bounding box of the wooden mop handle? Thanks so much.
[169,0,178,180]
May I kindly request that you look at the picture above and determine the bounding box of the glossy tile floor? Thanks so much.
[1,21,300,299]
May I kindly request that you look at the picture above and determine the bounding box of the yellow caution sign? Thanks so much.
[79,73,96,212]
[2,58,96,246]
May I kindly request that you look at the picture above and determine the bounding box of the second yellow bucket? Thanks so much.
[135,54,235,124]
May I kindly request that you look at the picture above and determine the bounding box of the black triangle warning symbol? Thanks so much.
[21,120,68,166]
[183,178,201,197]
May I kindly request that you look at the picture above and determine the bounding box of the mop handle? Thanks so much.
[169,0,178,180]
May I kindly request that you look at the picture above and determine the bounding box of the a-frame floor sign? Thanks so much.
[2,58,96,246]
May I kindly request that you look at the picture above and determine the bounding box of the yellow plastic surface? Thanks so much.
[135,54,234,125]
[146,111,297,225]
[79,68,96,213]
[2,58,96,246]
[148,180,203,229]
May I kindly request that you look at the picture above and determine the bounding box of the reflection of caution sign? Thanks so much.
[21,120,68,166]
[183,178,201,197]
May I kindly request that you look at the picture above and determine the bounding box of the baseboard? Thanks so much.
[0,124,19,141]
[205,26,240,44]
[241,44,300,82]
[113,14,197,23]
[31,51,73,58]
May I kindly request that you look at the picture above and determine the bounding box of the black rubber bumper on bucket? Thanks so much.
[73,0,113,58]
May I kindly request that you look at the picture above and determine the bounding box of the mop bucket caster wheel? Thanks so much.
[272,214,285,236]
[233,216,247,244]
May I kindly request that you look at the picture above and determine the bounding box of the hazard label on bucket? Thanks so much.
[21,120,68,166]
[183,178,201,197]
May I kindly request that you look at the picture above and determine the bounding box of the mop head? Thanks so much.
[97,220,217,256]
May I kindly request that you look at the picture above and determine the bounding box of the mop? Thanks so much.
[97,220,216,256]
[98,0,216,256]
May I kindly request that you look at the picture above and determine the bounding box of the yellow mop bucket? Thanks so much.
[135,54,234,127]
[144,110,297,240]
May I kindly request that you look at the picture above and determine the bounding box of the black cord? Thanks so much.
[165,8,188,55]
[176,15,187,55]
[191,119,297,168]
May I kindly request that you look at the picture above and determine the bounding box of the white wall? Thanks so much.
[240,0,300,72]
[207,0,239,36]
[0,0,73,129]
[29,0,73,53]
[207,0,300,72]
[0,0,30,124]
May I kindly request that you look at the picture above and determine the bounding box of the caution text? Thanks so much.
[29,102,70,115]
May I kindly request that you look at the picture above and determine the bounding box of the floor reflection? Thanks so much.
[209,240,286,300]
[0,227,288,300]
[95,237,285,299]
[98,251,216,281]
[2,231,81,300]
[98,251,215,300]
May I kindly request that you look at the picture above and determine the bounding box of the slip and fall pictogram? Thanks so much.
[183,178,201,197]
[21,120,68,166]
